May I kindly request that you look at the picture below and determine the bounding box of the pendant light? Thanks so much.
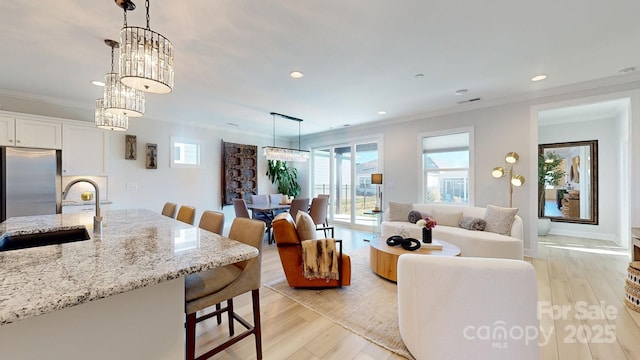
[103,39,145,117]
[117,0,174,94]
[95,98,128,131]
[263,112,310,162]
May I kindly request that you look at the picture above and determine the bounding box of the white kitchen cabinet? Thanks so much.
[62,124,110,176]
[0,116,62,149]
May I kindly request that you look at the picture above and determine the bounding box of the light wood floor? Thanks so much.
[194,229,640,360]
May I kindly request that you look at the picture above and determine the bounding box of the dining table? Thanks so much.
[246,203,291,218]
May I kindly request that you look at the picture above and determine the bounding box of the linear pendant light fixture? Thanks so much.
[263,112,310,162]
[95,98,128,131]
[117,0,174,94]
[103,39,145,117]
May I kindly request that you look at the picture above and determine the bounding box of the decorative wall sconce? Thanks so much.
[492,151,525,207]
[371,173,383,212]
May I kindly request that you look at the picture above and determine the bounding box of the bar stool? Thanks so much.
[184,217,266,360]
[198,210,224,235]
[176,205,196,225]
[161,202,177,218]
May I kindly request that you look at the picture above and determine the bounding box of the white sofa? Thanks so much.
[380,203,524,259]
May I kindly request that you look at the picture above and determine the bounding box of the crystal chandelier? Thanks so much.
[263,112,310,162]
[103,39,145,117]
[117,0,174,94]
[95,98,128,131]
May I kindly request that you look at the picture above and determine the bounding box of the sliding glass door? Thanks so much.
[311,139,380,229]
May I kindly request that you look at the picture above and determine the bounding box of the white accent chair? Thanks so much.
[397,255,539,360]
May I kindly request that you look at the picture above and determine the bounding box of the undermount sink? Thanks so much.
[0,227,91,252]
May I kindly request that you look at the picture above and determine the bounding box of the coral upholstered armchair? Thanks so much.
[272,212,351,288]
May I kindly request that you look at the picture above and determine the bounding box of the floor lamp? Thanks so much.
[371,173,383,212]
[491,152,525,207]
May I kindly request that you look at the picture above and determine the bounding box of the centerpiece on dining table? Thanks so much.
[416,216,437,243]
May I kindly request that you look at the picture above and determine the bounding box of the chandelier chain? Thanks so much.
[123,7,128,27]
[145,0,151,29]
[110,45,115,72]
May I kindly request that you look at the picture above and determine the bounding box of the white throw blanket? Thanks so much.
[301,239,340,281]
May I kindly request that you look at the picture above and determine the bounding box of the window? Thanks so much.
[171,137,201,168]
[422,129,472,204]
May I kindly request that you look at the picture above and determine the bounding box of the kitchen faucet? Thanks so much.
[62,178,102,234]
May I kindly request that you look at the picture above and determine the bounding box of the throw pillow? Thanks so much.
[388,202,413,222]
[484,205,519,235]
[431,209,463,227]
[296,211,318,241]
[407,210,423,224]
[459,216,487,231]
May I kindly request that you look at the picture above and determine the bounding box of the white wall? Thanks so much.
[301,81,640,257]
[105,117,283,228]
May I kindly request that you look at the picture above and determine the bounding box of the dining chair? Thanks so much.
[269,193,283,204]
[176,205,196,225]
[288,198,309,219]
[250,194,269,205]
[185,217,266,360]
[309,197,334,238]
[161,202,177,218]
[234,198,273,244]
[233,199,251,218]
[198,210,225,235]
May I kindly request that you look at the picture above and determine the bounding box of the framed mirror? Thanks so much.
[538,140,598,224]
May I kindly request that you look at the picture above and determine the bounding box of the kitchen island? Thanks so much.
[0,209,258,359]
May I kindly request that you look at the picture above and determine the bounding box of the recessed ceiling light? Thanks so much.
[454,89,468,95]
[290,71,304,79]
[530,74,547,82]
[620,66,637,74]
[378,111,387,115]
[415,73,424,79]
[91,80,105,87]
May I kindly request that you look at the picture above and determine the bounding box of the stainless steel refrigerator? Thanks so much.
[1,147,61,221]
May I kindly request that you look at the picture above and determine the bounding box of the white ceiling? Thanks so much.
[1,1,639,136]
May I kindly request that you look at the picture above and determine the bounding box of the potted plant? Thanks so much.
[266,160,301,199]
[537,152,565,235]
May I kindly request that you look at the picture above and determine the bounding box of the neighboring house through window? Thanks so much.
[421,127,473,204]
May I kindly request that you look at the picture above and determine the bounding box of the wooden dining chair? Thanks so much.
[198,210,225,235]
[161,202,177,218]
[176,205,196,225]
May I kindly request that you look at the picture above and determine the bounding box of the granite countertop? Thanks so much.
[0,209,259,325]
